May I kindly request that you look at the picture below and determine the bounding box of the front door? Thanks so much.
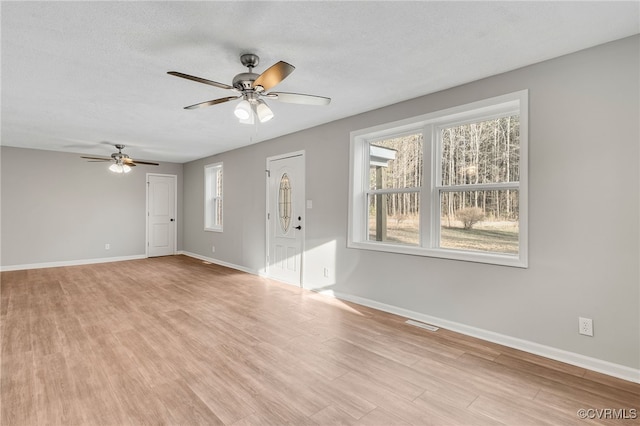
[267,153,304,286]
[147,174,177,257]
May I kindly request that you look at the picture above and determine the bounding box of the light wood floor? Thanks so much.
[2,255,639,425]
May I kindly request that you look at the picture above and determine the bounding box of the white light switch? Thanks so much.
[306,200,313,209]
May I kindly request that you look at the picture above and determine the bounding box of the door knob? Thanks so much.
[294,225,302,230]
[170,218,175,222]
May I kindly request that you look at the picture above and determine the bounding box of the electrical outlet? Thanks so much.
[579,317,593,336]
[323,267,329,278]
[105,243,110,250]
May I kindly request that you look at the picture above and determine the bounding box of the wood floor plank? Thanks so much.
[410,395,503,426]
[154,378,225,425]
[34,352,86,425]
[30,314,63,356]
[214,342,332,418]
[412,352,542,401]
[582,369,640,395]
[106,369,170,424]
[1,312,32,356]
[533,389,630,426]
[321,338,427,400]
[1,255,638,425]
[496,345,588,378]
[459,352,640,408]
[356,407,411,425]
[310,405,359,426]
[330,371,434,424]
[0,352,37,425]
[186,371,257,425]
[284,334,352,377]
[468,394,558,426]
[63,350,129,425]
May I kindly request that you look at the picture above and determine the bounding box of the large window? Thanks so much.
[204,162,223,232]
[349,91,528,267]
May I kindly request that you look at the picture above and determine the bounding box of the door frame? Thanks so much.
[265,150,305,287]
[146,173,178,258]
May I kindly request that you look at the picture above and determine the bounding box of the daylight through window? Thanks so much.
[349,91,528,267]
[204,162,223,231]
[437,116,520,255]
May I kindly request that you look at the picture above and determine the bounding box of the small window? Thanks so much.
[349,91,528,267]
[204,162,223,232]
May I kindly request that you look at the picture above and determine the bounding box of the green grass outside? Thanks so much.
[440,226,518,254]
[369,218,519,254]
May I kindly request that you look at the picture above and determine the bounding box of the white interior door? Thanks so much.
[267,154,304,286]
[147,174,177,257]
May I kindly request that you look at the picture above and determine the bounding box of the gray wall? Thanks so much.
[1,147,183,266]
[182,36,639,369]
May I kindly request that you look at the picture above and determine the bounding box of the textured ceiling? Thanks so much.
[2,1,639,163]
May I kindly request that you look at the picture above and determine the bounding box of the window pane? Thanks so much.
[214,198,222,227]
[369,133,423,190]
[441,116,519,185]
[216,169,223,196]
[368,193,420,245]
[205,163,223,230]
[278,173,292,232]
[440,190,519,254]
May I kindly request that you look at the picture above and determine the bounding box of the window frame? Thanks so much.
[204,162,223,232]
[348,90,528,267]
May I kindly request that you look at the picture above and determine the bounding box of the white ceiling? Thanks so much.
[2,1,638,163]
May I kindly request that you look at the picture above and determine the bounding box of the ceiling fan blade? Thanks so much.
[184,96,241,110]
[131,160,159,166]
[81,156,112,161]
[253,61,295,92]
[167,71,234,90]
[269,92,331,106]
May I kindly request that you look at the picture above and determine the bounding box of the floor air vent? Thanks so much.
[405,319,439,332]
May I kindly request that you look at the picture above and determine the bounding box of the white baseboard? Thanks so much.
[179,251,306,288]
[0,254,147,272]
[178,251,260,276]
[317,289,640,384]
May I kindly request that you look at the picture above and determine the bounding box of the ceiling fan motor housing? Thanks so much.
[232,72,259,91]
[111,144,128,162]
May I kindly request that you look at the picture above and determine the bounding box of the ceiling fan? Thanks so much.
[168,53,331,124]
[81,144,159,174]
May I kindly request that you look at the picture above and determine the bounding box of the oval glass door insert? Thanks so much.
[278,173,292,232]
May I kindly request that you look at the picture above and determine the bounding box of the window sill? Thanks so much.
[347,240,527,268]
[205,227,223,233]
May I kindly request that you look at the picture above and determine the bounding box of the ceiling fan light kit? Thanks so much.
[234,99,252,120]
[168,53,330,124]
[109,163,132,174]
[256,100,274,123]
